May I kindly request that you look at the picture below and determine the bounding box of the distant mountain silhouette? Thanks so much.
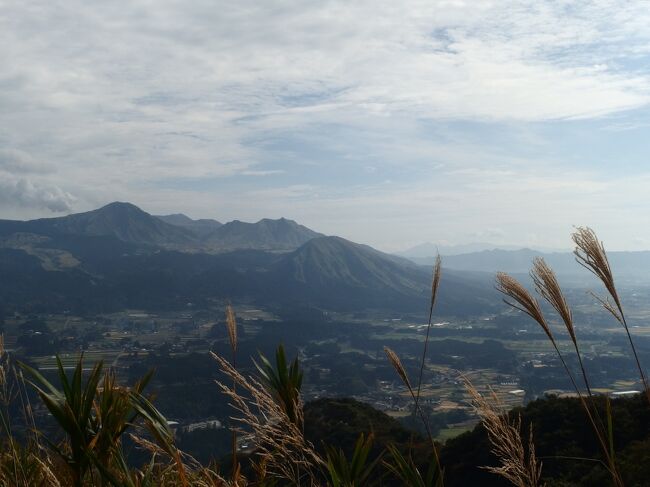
[0,203,322,253]
[409,248,650,285]
[437,248,547,273]
[399,242,564,258]
[156,213,222,238]
[0,202,196,247]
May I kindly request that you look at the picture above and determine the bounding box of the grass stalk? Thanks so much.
[530,258,609,440]
[573,227,650,404]
[385,346,444,484]
[386,255,445,485]
[212,351,324,485]
[496,272,623,487]
[225,304,240,485]
[465,378,542,487]
[415,255,442,413]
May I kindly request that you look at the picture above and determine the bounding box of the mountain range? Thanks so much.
[409,248,650,285]
[0,202,196,247]
[399,241,568,257]
[399,242,532,257]
[0,202,496,315]
[157,211,322,252]
[0,202,322,253]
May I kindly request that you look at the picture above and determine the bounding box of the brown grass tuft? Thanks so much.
[465,378,542,487]
[531,257,596,399]
[498,243,625,486]
[531,258,574,345]
[211,352,324,486]
[430,254,442,311]
[573,227,621,316]
[225,305,238,355]
[384,346,413,392]
[496,272,553,343]
[573,227,649,402]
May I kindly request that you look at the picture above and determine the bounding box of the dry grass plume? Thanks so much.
[465,379,542,487]
[573,227,649,402]
[211,352,324,486]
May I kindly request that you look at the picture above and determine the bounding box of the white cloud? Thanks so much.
[0,174,75,213]
[1,0,650,247]
[240,169,286,176]
[0,149,53,174]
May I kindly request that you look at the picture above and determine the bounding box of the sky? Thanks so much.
[2,1,650,252]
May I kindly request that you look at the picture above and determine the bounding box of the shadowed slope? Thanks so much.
[267,236,497,314]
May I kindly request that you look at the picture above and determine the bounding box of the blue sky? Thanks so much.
[2,1,650,251]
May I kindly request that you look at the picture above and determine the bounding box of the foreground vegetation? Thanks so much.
[0,227,648,486]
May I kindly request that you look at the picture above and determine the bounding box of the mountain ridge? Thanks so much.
[0,230,497,316]
[0,202,323,253]
[202,217,324,252]
[407,247,650,285]
[0,202,197,247]
[156,213,223,238]
[399,241,568,257]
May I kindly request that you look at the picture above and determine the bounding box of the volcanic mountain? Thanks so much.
[0,202,196,247]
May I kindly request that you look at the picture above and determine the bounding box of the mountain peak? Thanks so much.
[102,201,139,208]
[270,235,494,313]
[295,235,416,269]
[97,201,146,214]
[156,213,196,225]
[3,203,321,253]
[257,217,294,225]
[34,201,196,246]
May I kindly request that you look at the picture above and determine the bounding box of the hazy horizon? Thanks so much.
[3,2,650,251]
